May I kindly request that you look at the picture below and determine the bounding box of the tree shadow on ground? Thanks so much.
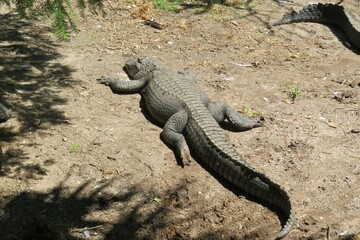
[0,10,75,177]
[1,171,251,240]
[0,11,74,134]
[0,173,138,240]
[103,175,265,240]
[0,166,352,239]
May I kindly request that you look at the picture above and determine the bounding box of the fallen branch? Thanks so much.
[144,20,163,30]
[70,224,104,233]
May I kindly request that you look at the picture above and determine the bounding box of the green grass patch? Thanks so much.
[242,105,261,119]
[287,86,302,101]
[69,143,80,153]
[153,0,181,12]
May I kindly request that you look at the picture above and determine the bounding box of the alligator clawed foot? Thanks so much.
[241,118,263,130]
[97,77,109,85]
[179,145,192,167]
[254,119,264,128]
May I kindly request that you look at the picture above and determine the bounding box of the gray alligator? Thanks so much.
[99,57,295,239]
[0,103,11,171]
[0,103,11,123]
[273,3,360,50]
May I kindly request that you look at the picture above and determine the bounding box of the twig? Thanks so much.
[90,121,120,145]
[344,178,351,188]
[105,0,115,11]
[230,62,253,67]
[71,224,104,232]
[143,20,163,30]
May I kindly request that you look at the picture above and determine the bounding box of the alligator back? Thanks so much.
[141,67,210,124]
[273,3,360,50]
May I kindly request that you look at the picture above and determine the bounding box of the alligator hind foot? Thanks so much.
[209,101,263,131]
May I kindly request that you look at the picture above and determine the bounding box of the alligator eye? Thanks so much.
[137,58,144,64]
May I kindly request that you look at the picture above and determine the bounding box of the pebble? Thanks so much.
[350,129,360,133]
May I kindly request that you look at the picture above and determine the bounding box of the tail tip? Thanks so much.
[275,212,295,239]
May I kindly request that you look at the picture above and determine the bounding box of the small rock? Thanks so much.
[350,129,360,133]
[84,230,91,238]
[32,119,41,126]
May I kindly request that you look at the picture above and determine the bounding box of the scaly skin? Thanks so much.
[0,103,11,123]
[99,57,295,239]
[273,3,360,50]
[0,103,11,171]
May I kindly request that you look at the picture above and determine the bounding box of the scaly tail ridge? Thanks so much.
[273,3,360,50]
[272,3,340,26]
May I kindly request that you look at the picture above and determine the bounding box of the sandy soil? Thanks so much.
[1,0,360,239]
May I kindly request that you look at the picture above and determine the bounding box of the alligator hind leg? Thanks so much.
[208,101,262,131]
[177,70,197,82]
[98,77,147,94]
[160,110,191,166]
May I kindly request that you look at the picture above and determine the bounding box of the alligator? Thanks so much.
[0,103,11,123]
[273,3,360,50]
[0,103,11,171]
[99,57,295,239]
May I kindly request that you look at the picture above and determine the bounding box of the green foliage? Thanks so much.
[287,86,302,101]
[69,143,80,153]
[50,0,77,39]
[1,0,105,39]
[242,105,261,119]
[15,0,34,17]
[153,0,181,12]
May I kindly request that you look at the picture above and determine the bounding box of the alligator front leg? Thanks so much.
[98,77,148,94]
[208,101,262,131]
[160,110,191,167]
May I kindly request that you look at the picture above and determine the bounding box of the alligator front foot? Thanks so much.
[97,76,116,85]
[97,76,147,94]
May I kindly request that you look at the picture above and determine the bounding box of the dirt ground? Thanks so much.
[1,0,360,239]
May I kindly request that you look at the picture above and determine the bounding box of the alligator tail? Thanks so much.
[272,3,341,26]
[273,3,360,50]
[185,109,295,239]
